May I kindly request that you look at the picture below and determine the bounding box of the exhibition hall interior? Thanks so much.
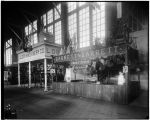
[3,1,148,119]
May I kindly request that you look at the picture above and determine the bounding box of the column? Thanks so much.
[125,45,129,104]
[18,63,21,87]
[44,58,48,91]
[125,46,129,85]
[29,61,31,88]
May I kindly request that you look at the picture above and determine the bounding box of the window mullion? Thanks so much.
[89,4,93,46]
[77,6,80,49]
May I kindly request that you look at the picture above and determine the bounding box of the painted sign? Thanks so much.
[55,45,127,63]
[45,46,60,57]
[19,46,45,60]
[123,66,128,73]
[50,69,55,73]
[18,44,60,63]
[18,46,45,63]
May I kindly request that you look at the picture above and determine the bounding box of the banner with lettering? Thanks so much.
[54,45,127,63]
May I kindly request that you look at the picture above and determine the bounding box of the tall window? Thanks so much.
[29,24,32,34]
[68,2,106,49]
[47,9,53,24]
[55,4,61,20]
[24,20,38,45]
[33,20,37,32]
[68,2,76,12]
[68,13,77,49]
[42,14,47,26]
[41,3,62,44]
[6,39,12,65]
[79,7,90,48]
[92,2,105,45]
[30,35,34,45]
[48,25,53,34]
[55,21,61,44]
[30,33,37,45]
[33,33,37,44]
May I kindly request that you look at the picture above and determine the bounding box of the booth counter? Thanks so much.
[53,44,140,104]
[52,81,139,104]
[52,82,127,104]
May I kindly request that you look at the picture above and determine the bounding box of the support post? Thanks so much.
[44,58,48,91]
[29,61,31,88]
[18,63,21,87]
[125,45,129,104]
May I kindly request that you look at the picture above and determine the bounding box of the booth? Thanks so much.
[17,40,61,91]
[52,44,140,104]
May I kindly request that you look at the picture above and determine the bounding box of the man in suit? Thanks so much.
[96,57,107,83]
[95,58,101,82]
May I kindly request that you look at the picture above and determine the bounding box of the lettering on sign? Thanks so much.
[19,46,59,60]
[19,47,45,60]
[55,45,127,62]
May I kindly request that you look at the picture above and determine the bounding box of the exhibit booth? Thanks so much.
[17,40,61,91]
[53,44,140,104]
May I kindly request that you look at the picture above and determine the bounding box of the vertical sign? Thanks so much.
[123,66,128,73]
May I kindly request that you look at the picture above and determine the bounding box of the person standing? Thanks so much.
[96,58,101,82]
[96,57,105,83]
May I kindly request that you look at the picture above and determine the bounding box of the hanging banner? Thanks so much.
[55,45,127,63]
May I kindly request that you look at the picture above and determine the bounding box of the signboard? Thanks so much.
[50,69,55,73]
[123,66,128,73]
[18,44,60,63]
[45,46,60,57]
[18,46,45,60]
[55,45,127,63]
[18,46,45,63]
